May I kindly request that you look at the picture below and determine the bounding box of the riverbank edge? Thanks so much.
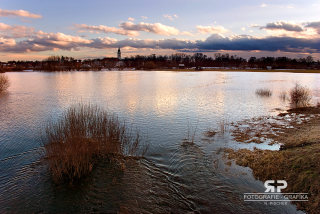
[224,106,320,214]
[3,69,320,74]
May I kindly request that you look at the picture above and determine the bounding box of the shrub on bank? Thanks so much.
[41,103,148,183]
[290,82,311,108]
[0,74,10,91]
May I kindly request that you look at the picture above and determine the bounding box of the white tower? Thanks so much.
[117,47,121,60]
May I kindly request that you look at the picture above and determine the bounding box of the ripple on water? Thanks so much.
[1,71,316,213]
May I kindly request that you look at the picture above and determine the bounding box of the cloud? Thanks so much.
[128,17,135,21]
[0,22,37,38]
[163,14,178,20]
[163,14,173,20]
[261,3,267,7]
[74,24,139,36]
[119,21,180,35]
[305,21,320,34]
[74,22,180,36]
[2,32,320,54]
[21,19,32,23]
[181,31,195,36]
[197,25,229,34]
[141,16,148,20]
[196,34,320,53]
[0,8,42,18]
[0,32,93,53]
[251,24,262,28]
[241,27,245,31]
[260,21,303,32]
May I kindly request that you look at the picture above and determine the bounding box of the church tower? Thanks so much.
[117,47,121,60]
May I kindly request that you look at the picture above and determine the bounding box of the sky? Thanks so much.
[0,0,320,61]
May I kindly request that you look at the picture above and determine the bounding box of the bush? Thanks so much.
[0,74,10,91]
[289,82,311,108]
[41,103,148,183]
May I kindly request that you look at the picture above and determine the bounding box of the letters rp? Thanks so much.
[264,180,287,192]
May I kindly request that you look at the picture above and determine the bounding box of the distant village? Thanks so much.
[1,48,319,72]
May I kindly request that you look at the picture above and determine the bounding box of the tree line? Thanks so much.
[1,53,318,71]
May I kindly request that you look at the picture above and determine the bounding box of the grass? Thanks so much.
[224,107,320,214]
[219,119,228,134]
[0,74,10,92]
[255,88,273,97]
[184,119,198,144]
[290,82,311,108]
[41,103,148,183]
[279,91,287,101]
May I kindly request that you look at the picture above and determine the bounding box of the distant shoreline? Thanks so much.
[164,69,320,73]
[3,68,320,74]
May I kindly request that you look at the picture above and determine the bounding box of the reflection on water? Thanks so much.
[1,71,318,213]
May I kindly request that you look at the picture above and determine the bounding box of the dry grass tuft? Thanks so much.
[219,119,228,134]
[0,74,10,92]
[184,119,198,143]
[41,103,148,183]
[255,88,273,97]
[290,82,311,108]
[279,91,287,101]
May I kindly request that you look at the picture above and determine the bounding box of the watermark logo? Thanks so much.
[264,180,287,192]
[244,180,308,205]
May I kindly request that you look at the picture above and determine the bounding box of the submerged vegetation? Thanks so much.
[41,103,148,183]
[279,91,287,101]
[255,88,273,97]
[0,74,10,92]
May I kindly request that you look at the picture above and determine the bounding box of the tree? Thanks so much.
[144,61,156,70]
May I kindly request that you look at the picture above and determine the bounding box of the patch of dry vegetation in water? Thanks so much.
[255,88,273,97]
[0,74,10,92]
[41,103,148,183]
[224,106,320,213]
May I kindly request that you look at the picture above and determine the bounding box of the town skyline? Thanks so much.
[1,0,320,61]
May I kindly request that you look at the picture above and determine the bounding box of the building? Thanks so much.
[117,47,121,60]
[179,64,185,69]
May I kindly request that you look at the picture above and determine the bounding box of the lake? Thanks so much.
[1,71,319,213]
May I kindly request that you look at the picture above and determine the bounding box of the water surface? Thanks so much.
[1,71,319,213]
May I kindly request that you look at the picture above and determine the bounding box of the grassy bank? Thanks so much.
[224,107,320,213]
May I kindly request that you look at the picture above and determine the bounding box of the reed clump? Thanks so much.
[279,91,287,101]
[41,103,148,183]
[255,88,273,97]
[0,74,10,92]
[290,82,311,108]
[219,119,228,133]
